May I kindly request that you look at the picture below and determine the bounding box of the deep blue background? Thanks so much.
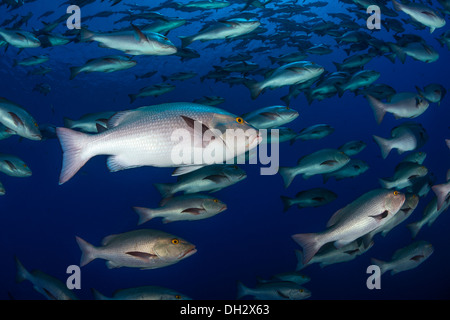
[0,0,449,300]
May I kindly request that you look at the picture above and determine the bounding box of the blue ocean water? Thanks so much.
[0,0,449,301]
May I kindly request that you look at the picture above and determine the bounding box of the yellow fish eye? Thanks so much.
[213,199,219,203]
[233,165,238,169]
[34,123,38,127]
[171,239,179,245]
[23,164,27,168]
[285,106,290,110]
[393,190,399,196]
[299,289,304,293]
[236,117,244,124]
[175,295,181,299]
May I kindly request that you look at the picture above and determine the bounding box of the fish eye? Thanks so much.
[299,289,304,293]
[393,190,399,196]
[171,238,179,245]
[23,164,27,168]
[285,106,290,110]
[236,117,244,124]
[233,165,238,169]
[213,199,219,203]
[34,123,38,127]
[175,295,181,299]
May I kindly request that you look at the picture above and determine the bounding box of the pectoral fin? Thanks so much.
[126,251,156,260]
[8,112,24,127]
[320,160,338,166]
[181,208,204,215]
[369,210,389,221]
[410,254,424,262]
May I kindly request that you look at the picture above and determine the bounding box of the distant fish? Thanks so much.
[257,271,310,286]
[0,97,42,140]
[0,153,32,177]
[0,28,40,48]
[91,286,192,300]
[69,55,137,80]
[292,189,405,264]
[80,25,177,56]
[338,140,367,156]
[371,240,434,276]
[400,151,427,165]
[322,159,369,183]
[128,83,175,103]
[133,194,227,224]
[372,122,428,159]
[379,162,428,190]
[407,195,450,238]
[75,229,197,269]
[236,281,311,300]
[241,105,299,129]
[415,83,447,105]
[280,188,337,212]
[279,149,350,188]
[15,257,78,300]
[245,61,324,99]
[154,164,247,198]
[178,18,260,48]
[293,124,334,142]
[63,111,116,133]
[13,55,49,67]
[0,181,5,195]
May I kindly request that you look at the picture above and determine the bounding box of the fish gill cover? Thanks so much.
[0,0,449,301]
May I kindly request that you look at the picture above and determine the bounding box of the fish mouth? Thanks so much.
[179,247,197,260]
[31,134,43,140]
[219,205,227,212]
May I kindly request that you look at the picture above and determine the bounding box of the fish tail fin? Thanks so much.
[370,258,388,275]
[268,56,277,65]
[244,80,263,100]
[279,166,296,188]
[128,94,137,104]
[69,66,82,80]
[75,236,98,267]
[280,93,291,107]
[153,182,174,198]
[406,221,422,239]
[373,135,392,159]
[294,250,306,270]
[379,178,394,189]
[91,288,109,300]
[384,53,396,64]
[432,184,448,211]
[14,256,31,283]
[388,43,406,64]
[132,207,155,225]
[63,117,74,129]
[178,35,194,48]
[56,127,93,185]
[366,94,386,124]
[12,59,18,67]
[280,195,293,212]
[332,61,341,71]
[391,0,402,11]
[80,28,95,42]
[236,281,250,299]
[291,233,321,265]
[335,84,345,98]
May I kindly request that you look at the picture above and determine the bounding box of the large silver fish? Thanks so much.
[76,229,197,269]
[292,189,405,264]
[56,103,261,185]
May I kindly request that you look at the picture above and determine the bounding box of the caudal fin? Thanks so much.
[294,250,306,270]
[14,256,31,283]
[178,36,194,48]
[379,178,395,189]
[80,28,95,42]
[370,258,389,275]
[432,184,449,211]
[279,166,297,188]
[69,66,82,80]
[366,95,387,124]
[291,233,321,265]
[406,221,422,239]
[132,207,156,225]
[236,281,251,299]
[391,0,402,11]
[75,236,98,267]
[56,127,92,185]
[280,195,294,212]
[244,80,263,100]
[388,43,406,64]
[91,288,110,300]
[153,183,174,198]
[373,135,393,159]
[63,117,75,129]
